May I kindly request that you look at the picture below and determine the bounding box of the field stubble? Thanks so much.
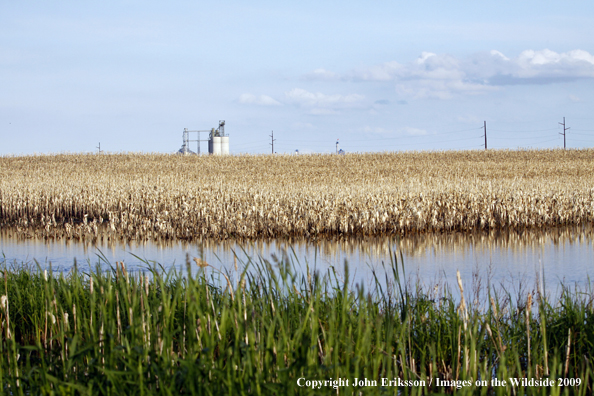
[1,149,593,241]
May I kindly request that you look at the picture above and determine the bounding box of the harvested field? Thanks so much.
[1,149,593,241]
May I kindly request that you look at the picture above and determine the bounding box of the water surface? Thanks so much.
[1,226,592,296]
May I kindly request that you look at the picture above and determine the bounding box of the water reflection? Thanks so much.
[1,226,592,294]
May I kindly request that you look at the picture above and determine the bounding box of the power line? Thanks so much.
[279,126,484,144]
[248,120,590,153]
[489,138,562,149]
[340,136,482,148]
[565,132,591,137]
[347,127,483,142]
[489,135,557,140]
[488,128,558,133]
[233,142,270,148]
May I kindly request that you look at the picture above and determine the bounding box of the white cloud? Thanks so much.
[395,78,497,100]
[310,108,340,115]
[490,50,510,61]
[285,88,365,113]
[317,49,594,100]
[303,68,340,81]
[238,93,281,106]
[350,52,497,99]
[351,61,403,81]
[512,49,594,79]
[239,88,366,113]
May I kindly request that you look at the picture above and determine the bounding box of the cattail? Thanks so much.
[120,262,128,284]
[1,295,10,339]
[490,297,498,319]
[73,304,77,333]
[456,271,467,327]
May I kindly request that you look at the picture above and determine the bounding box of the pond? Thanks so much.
[1,226,592,297]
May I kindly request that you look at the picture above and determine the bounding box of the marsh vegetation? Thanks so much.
[0,254,592,395]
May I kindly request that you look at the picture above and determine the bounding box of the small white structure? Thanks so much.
[208,121,229,155]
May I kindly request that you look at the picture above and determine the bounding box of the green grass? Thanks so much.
[0,252,592,395]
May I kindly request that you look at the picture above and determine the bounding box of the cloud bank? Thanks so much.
[238,49,593,113]
[308,49,594,99]
[285,88,364,108]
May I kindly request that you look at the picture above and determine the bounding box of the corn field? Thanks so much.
[1,149,593,241]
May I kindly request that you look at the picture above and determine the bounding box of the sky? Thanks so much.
[1,1,594,155]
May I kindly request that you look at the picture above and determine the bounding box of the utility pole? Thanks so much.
[269,130,276,154]
[559,117,569,149]
[483,121,487,150]
[96,142,102,154]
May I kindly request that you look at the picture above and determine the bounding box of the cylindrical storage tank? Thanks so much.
[212,136,222,155]
[220,136,229,155]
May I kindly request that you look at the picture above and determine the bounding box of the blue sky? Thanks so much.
[1,1,593,155]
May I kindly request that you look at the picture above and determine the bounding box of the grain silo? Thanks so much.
[221,136,229,155]
[208,120,229,155]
